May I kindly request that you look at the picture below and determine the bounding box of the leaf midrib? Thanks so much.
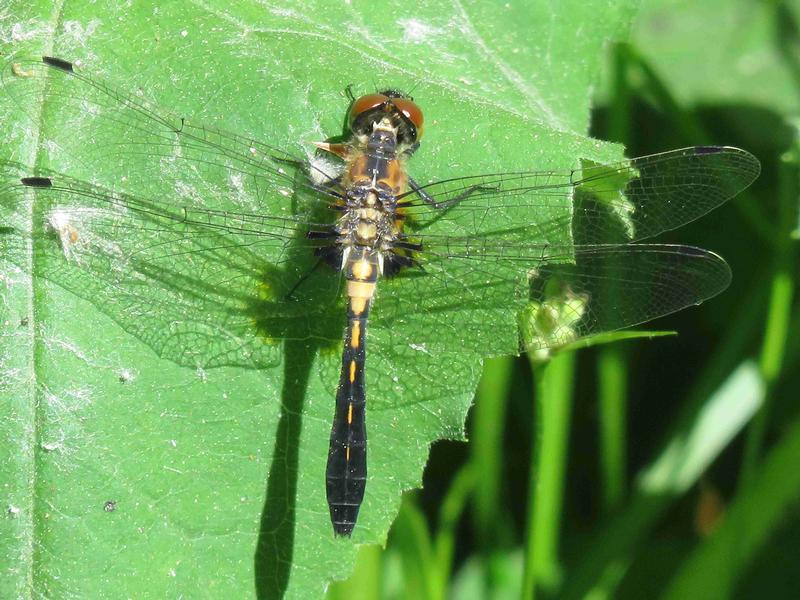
[20,0,68,594]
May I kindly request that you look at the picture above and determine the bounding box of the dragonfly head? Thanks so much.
[349,90,424,148]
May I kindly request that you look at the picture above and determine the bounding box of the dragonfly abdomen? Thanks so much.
[326,248,380,536]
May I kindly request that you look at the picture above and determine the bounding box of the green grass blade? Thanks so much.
[522,351,576,599]
[663,413,800,600]
[390,494,437,600]
[564,361,764,599]
[433,463,477,600]
[598,345,628,512]
[471,357,514,547]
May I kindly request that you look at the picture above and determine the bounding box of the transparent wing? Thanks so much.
[0,161,344,369]
[2,56,344,213]
[0,56,758,365]
[0,151,741,367]
[371,239,731,360]
[1,58,759,250]
[367,146,755,357]
[401,146,760,244]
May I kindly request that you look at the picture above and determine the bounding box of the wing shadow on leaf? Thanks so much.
[0,159,345,367]
[0,160,345,597]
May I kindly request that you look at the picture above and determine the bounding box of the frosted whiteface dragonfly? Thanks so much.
[0,57,760,535]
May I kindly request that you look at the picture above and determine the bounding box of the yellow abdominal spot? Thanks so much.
[349,294,369,314]
[346,445,351,461]
[350,320,361,348]
[352,259,373,280]
[347,402,353,425]
[349,360,357,383]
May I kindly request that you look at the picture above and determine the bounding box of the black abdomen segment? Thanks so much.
[326,249,379,536]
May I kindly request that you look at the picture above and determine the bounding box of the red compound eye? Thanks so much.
[390,97,424,135]
[349,93,390,122]
[348,91,424,143]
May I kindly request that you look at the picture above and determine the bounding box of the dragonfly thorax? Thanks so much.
[364,125,397,159]
[335,197,401,256]
[335,125,406,259]
[313,120,416,278]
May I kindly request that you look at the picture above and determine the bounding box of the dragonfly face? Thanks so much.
[0,57,760,537]
[348,90,424,147]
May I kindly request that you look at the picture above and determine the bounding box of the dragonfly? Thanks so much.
[0,56,760,536]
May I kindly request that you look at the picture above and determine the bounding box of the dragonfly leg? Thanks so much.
[402,142,421,158]
[406,176,499,209]
[310,180,346,197]
[406,176,438,206]
[403,177,500,233]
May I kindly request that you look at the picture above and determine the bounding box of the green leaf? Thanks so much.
[580,157,638,237]
[0,1,636,597]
